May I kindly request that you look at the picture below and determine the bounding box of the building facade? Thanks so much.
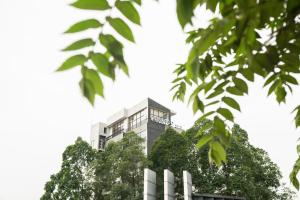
[90,98,182,154]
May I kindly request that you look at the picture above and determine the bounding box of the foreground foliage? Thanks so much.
[149,125,296,200]
[58,0,300,187]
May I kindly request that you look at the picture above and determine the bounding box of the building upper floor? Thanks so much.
[90,98,182,150]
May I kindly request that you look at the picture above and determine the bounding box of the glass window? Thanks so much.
[112,120,124,136]
[150,108,170,123]
[128,109,147,130]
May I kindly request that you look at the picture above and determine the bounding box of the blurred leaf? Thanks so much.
[193,96,204,113]
[205,100,219,107]
[275,86,286,103]
[264,73,277,87]
[217,108,234,121]
[214,116,225,132]
[240,68,254,82]
[281,74,298,85]
[268,79,280,96]
[71,0,110,10]
[211,141,227,165]
[108,17,135,42]
[65,19,102,33]
[79,78,95,105]
[290,158,300,190]
[131,0,141,6]
[196,134,213,149]
[204,80,216,93]
[222,97,241,111]
[207,89,224,99]
[57,55,86,71]
[176,0,194,28]
[196,111,215,123]
[90,52,114,79]
[188,83,205,104]
[233,77,248,94]
[226,86,243,96]
[116,1,140,25]
[63,39,95,51]
[206,0,218,12]
[99,34,123,58]
[83,67,104,97]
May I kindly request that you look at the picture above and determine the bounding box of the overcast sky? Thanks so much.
[0,0,300,199]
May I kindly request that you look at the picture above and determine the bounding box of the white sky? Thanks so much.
[0,0,300,199]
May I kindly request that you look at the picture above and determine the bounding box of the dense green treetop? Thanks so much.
[149,125,296,200]
[58,0,300,188]
[41,137,96,200]
[93,132,150,200]
[41,132,149,200]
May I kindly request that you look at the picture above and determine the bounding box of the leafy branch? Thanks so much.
[57,0,141,105]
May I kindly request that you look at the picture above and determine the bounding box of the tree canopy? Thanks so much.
[41,132,149,200]
[41,137,96,200]
[58,0,300,188]
[149,125,296,200]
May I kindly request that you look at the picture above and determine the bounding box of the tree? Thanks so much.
[149,124,296,200]
[41,132,149,200]
[148,128,190,199]
[58,0,300,188]
[93,132,150,200]
[41,137,96,200]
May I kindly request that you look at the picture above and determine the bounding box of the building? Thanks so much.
[90,98,182,154]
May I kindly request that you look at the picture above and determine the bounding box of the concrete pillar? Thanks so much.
[183,171,192,200]
[144,168,156,200]
[164,169,175,200]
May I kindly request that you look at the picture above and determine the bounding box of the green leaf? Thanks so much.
[240,68,254,82]
[90,52,113,79]
[214,80,230,91]
[188,83,205,104]
[196,134,213,149]
[206,0,218,12]
[193,96,204,114]
[82,67,104,97]
[131,0,141,6]
[293,106,300,128]
[206,89,224,99]
[217,108,234,121]
[275,86,286,104]
[204,80,216,93]
[57,55,86,71]
[99,34,128,75]
[268,79,280,96]
[297,144,300,155]
[176,0,194,28]
[290,158,300,190]
[63,39,95,51]
[196,111,215,123]
[64,19,102,33]
[116,1,140,25]
[71,0,110,10]
[211,141,226,164]
[108,17,135,42]
[264,73,277,87]
[79,78,95,105]
[226,86,243,96]
[205,100,219,107]
[281,74,298,85]
[233,77,248,94]
[214,116,225,133]
[222,97,241,111]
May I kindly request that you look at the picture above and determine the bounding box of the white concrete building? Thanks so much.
[90,98,182,154]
